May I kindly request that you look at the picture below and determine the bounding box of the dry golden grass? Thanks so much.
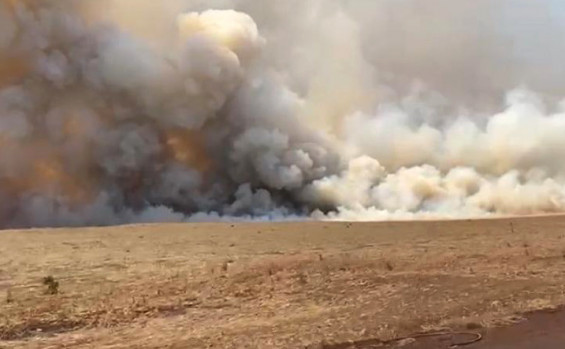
[1,216,565,348]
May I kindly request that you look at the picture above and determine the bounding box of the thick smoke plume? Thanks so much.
[1,0,565,228]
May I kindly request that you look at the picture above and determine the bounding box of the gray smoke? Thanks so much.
[1,0,565,228]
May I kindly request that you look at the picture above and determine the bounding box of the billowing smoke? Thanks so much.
[1,0,565,228]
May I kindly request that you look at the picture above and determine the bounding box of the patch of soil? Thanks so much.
[0,320,84,341]
[323,307,565,349]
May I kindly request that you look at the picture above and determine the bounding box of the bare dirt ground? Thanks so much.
[1,216,565,348]
[330,307,565,348]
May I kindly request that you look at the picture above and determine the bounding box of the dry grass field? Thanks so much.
[2,216,565,348]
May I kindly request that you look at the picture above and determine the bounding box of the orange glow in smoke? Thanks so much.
[30,156,94,204]
[0,54,29,88]
[0,0,31,88]
[165,129,212,173]
[2,0,20,12]
[1,140,95,206]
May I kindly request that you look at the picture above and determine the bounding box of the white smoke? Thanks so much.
[1,0,565,228]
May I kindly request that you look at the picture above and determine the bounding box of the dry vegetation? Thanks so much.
[1,216,565,348]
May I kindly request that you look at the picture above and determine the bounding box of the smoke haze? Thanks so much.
[1,0,565,228]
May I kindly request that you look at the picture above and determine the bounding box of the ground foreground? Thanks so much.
[1,217,565,348]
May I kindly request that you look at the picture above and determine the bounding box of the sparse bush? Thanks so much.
[5,289,13,304]
[42,276,59,295]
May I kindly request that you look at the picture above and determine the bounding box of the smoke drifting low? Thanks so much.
[1,0,565,228]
